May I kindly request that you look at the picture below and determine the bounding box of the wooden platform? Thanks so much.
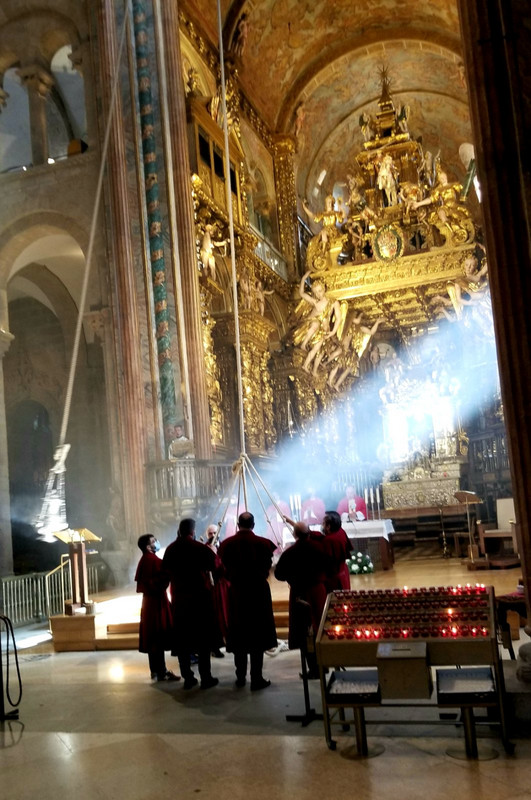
[50,598,290,652]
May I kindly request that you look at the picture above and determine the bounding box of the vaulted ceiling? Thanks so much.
[184,0,472,202]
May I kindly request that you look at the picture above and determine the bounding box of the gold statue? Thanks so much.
[302,194,346,271]
[292,271,342,374]
[413,165,474,245]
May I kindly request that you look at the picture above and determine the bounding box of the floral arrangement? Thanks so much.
[347,551,374,575]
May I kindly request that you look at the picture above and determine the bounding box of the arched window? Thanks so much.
[0,67,31,173]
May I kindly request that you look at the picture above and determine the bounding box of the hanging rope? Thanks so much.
[35,8,129,531]
[216,0,246,462]
[58,12,129,449]
[210,2,296,547]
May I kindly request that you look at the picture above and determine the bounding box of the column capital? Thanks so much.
[85,307,111,339]
[0,328,14,357]
[17,65,54,98]
[272,133,297,156]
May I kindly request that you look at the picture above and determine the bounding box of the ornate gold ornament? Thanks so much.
[372,224,405,262]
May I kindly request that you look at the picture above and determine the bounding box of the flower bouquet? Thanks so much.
[346,551,374,574]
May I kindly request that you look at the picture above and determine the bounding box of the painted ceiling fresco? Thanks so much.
[185,0,469,208]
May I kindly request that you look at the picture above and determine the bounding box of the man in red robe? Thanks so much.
[319,510,353,591]
[275,522,330,678]
[135,534,179,681]
[162,519,219,690]
[336,485,367,520]
[301,489,325,526]
[218,511,277,690]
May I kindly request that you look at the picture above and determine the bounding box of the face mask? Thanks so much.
[152,539,161,553]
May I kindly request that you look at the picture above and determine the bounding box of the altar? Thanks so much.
[343,519,395,571]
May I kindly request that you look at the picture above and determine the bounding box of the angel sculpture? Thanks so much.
[327,313,384,392]
[292,271,342,375]
[432,247,490,330]
[199,224,227,281]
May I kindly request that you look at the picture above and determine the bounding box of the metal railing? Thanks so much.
[0,563,99,627]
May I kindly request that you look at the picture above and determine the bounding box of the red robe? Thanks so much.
[275,537,329,649]
[218,529,277,653]
[319,528,353,591]
[336,495,368,520]
[301,496,325,525]
[135,551,172,653]
[207,543,229,641]
[162,537,218,653]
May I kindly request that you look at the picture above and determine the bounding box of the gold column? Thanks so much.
[458,0,531,622]
[97,0,147,542]
[156,2,212,459]
[0,327,14,575]
[273,135,298,280]
[17,65,54,166]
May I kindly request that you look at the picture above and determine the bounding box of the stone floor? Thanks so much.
[2,555,530,800]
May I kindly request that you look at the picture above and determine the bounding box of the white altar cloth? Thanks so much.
[343,519,394,541]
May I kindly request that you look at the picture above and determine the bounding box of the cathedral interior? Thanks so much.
[1,1,531,796]
[0,0,529,619]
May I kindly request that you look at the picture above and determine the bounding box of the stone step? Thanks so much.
[96,632,139,650]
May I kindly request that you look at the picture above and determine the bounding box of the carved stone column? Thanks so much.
[458,0,531,621]
[156,1,212,459]
[97,0,147,543]
[17,65,54,165]
[0,328,14,577]
[272,135,298,280]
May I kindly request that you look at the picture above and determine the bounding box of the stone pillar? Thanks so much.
[0,327,14,577]
[68,40,96,149]
[96,0,147,544]
[458,0,531,621]
[17,65,54,165]
[156,1,212,459]
[273,135,298,280]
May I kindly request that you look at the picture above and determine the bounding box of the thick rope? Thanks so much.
[216,0,246,466]
[58,11,128,447]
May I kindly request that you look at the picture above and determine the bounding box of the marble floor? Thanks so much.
[2,555,530,800]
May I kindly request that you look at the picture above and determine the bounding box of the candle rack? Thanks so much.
[315,585,513,759]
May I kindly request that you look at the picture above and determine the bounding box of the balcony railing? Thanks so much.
[146,459,234,520]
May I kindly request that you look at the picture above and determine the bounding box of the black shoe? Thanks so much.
[250,679,271,692]
[158,670,181,682]
[150,672,158,680]
[183,676,199,690]
[200,676,219,690]
[212,649,225,658]
[235,677,246,688]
